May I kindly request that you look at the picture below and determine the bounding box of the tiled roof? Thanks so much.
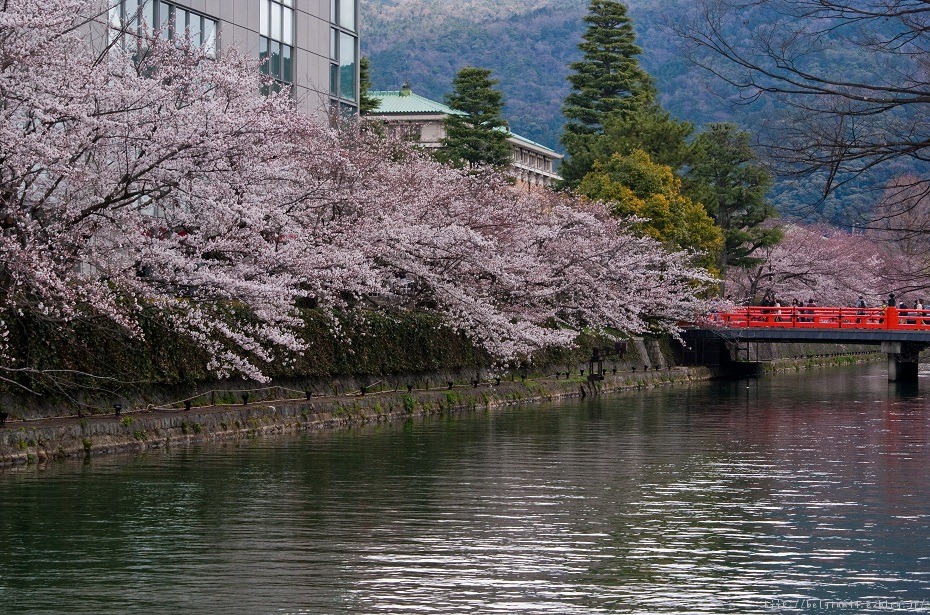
[368,90,463,115]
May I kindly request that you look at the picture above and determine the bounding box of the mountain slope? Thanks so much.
[360,0,894,224]
[363,0,590,150]
[362,0,733,151]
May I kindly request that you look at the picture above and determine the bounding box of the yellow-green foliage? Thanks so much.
[578,149,722,269]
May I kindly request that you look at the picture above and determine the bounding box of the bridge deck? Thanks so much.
[699,306,930,344]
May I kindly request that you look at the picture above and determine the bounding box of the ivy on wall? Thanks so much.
[3,309,491,398]
[3,309,632,409]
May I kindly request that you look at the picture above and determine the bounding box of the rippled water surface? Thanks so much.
[3,364,930,613]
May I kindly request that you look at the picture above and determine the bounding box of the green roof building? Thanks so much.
[367,84,562,190]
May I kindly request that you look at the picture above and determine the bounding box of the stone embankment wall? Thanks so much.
[3,334,653,421]
[0,367,713,466]
[0,338,882,467]
[734,341,877,363]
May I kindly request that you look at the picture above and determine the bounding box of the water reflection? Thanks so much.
[1,364,930,613]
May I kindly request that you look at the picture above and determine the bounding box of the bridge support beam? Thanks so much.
[882,341,926,382]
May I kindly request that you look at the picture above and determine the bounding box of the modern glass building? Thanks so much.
[107,0,360,117]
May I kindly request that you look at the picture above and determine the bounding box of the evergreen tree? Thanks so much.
[358,57,380,115]
[435,67,512,169]
[685,124,782,276]
[595,104,693,170]
[559,0,656,186]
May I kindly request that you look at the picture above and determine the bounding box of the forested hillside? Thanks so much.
[363,0,585,150]
[360,0,886,224]
[362,0,721,153]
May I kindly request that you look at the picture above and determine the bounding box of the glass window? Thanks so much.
[141,1,154,29]
[140,2,154,29]
[339,64,355,101]
[259,37,270,75]
[175,8,189,42]
[159,1,172,36]
[282,45,292,83]
[282,8,293,45]
[329,15,358,106]
[124,0,139,24]
[271,2,281,40]
[340,0,355,32]
[259,1,294,86]
[270,40,281,79]
[203,19,216,56]
[260,1,269,37]
[339,31,356,101]
[114,2,216,52]
[261,1,294,45]
[259,37,290,82]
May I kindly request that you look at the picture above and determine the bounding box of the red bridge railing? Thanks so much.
[708,306,930,331]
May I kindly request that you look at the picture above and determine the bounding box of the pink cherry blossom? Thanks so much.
[0,0,718,384]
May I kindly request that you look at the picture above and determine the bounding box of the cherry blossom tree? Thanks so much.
[0,0,719,391]
[349,145,719,357]
[0,0,362,381]
[724,223,909,306]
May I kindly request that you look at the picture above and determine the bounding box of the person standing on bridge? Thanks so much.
[882,292,897,327]
[899,300,914,323]
[800,297,816,322]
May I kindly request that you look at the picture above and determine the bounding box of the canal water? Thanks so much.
[2,363,930,614]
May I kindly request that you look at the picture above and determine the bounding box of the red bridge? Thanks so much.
[710,306,930,332]
[686,306,930,382]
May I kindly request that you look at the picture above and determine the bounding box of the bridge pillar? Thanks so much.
[882,341,924,382]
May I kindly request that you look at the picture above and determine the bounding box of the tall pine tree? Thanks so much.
[435,67,512,170]
[560,0,656,187]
